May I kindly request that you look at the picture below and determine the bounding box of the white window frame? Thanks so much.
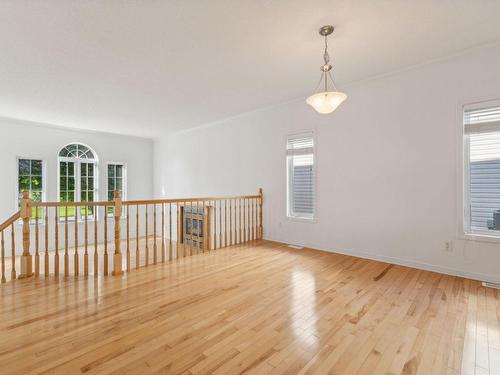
[286,131,316,222]
[459,96,500,243]
[15,156,47,223]
[106,161,127,217]
[57,143,99,221]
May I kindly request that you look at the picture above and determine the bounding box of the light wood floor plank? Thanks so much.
[0,240,498,374]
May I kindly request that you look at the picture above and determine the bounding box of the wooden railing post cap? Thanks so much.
[20,191,31,219]
[114,191,122,217]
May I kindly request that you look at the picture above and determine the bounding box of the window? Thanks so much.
[58,143,98,219]
[107,162,126,215]
[17,158,45,219]
[287,132,315,220]
[464,102,500,236]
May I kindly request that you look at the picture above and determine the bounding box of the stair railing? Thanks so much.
[0,189,263,282]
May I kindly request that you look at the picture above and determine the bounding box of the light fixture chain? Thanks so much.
[312,71,325,93]
[327,71,338,91]
[323,35,330,64]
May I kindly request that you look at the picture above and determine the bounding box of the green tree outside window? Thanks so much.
[18,159,44,219]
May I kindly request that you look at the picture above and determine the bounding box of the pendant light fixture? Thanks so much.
[306,25,347,114]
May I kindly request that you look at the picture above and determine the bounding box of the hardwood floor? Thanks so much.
[3,237,180,281]
[0,240,498,374]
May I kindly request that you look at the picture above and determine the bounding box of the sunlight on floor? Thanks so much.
[291,267,319,350]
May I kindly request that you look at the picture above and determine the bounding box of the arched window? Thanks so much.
[58,143,98,219]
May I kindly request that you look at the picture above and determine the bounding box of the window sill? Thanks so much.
[462,231,500,244]
[286,216,316,224]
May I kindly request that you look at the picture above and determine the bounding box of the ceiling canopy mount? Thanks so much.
[318,25,334,36]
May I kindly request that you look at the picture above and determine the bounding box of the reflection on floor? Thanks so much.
[0,240,498,374]
[3,236,190,281]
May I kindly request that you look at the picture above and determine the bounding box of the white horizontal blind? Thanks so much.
[465,105,500,231]
[287,133,314,219]
[465,106,500,125]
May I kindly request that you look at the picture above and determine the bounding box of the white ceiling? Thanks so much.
[1,1,500,138]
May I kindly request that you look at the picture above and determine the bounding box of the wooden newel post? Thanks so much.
[258,188,263,240]
[112,191,123,276]
[19,191,33,278]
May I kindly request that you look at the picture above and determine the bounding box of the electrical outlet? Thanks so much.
[445,241,452,252]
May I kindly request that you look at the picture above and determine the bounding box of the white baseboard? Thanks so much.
[264,236,500,284]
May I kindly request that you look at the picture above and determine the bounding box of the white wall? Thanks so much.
[0,117,154,253]
[154,43,500,283]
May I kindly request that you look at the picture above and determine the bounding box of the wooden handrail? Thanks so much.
[29,195,261,207]
[0,189,264,283]
[123,195,261,206]
[0,211,20,232]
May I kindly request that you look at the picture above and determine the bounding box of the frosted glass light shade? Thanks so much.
[306,91,347,114]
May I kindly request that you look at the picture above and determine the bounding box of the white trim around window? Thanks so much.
[106,162,127,217]
[15,156,47,223]
[106,162,127,200]
[286,130,316,222]
[458,95,500,243]
[56,142,99,221]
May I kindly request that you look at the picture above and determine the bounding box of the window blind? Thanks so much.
[464,106,500,125]
[287,134,314,219]
[286,135,314,156]
[465,106,500,231]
